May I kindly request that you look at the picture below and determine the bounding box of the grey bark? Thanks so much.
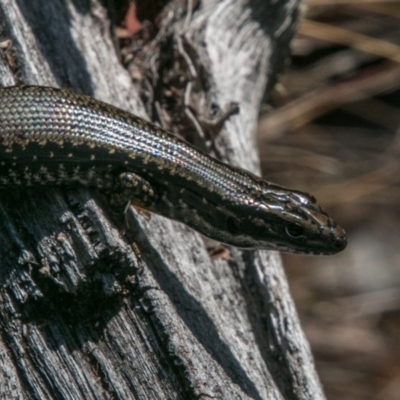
[0,0,325,399]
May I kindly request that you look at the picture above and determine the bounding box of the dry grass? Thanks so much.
[257,2,400,399]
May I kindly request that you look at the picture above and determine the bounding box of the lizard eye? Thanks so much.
[285,223,305,238]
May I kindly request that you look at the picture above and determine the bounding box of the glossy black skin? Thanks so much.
[0,86,347,254]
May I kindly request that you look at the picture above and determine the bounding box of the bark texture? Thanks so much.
[0,0,325,399]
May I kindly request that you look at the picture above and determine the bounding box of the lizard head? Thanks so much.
[217,181,347,254]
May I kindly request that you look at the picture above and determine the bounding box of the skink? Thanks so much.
[0,86,346,254]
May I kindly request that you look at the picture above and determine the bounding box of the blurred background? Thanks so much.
[117,1,400,398]
[258,1,400,399]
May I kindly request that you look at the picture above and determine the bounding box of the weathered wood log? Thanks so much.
[0,0,325,398]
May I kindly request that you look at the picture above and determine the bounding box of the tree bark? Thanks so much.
[0,0,325,399]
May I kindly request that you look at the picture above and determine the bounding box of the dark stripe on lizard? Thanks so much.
[0,85,346,254]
